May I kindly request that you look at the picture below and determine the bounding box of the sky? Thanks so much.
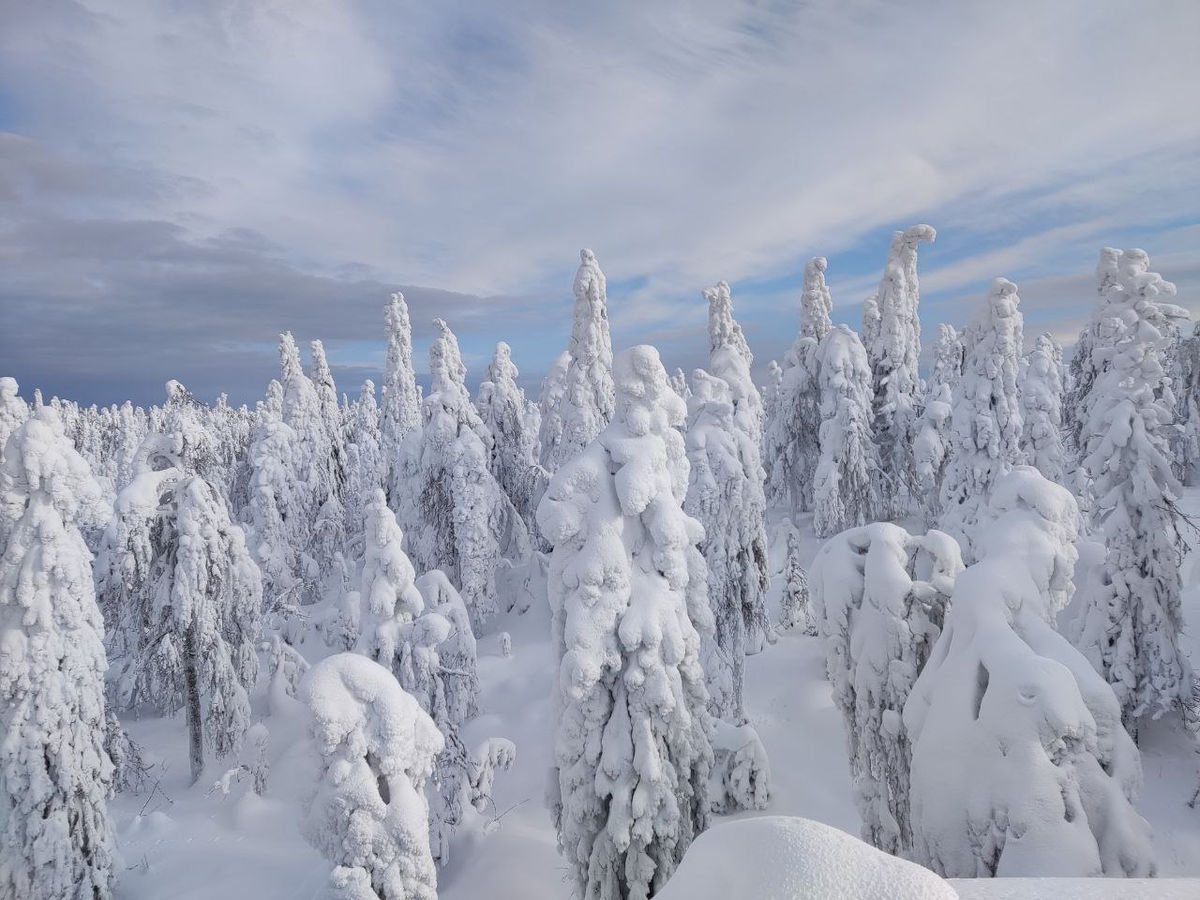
[2,0,1198,407]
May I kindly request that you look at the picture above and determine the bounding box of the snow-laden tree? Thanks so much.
[301,652,444,900]
[537,350,571,471]
[1074,248,1191,724]
[538,345,713,900]
[913,324,962,526]
[475,342,541,530]
[764,257,832,515]
[242,410,306,615]
[863,225,936,516]
[381,292,422,504]
[1174,323,1200,483]
[99,412,261,783]
[1020,333,1067,484]
[310,338,348,489]
[810,521,962,856]
[1063,248,1121,456]
[778,526,814,634]
[938,278,1024,560]
[402,319,528,634]
[812,325,881,539]
[544,249,614,472]
[669,367,691,403]
[0,376,28,463]
[704,280,770,655]
[344,380,385,554]
[0,408,116,900]
[906,467,1154,877]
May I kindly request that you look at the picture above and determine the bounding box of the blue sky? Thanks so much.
[1,0,1198,407]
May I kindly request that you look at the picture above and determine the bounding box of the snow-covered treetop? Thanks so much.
[382,291,422,444]
[705,281,752,367]
[0,407,105,529]
[706,280,764,439]
[484,341,518,386]
[800,256,833,345]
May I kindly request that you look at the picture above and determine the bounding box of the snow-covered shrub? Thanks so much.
[1020,333,1067,484]
[812,325,881,538]
[381,292,422,504]
[1074,248,1191,723]
[913,324,962,526]
[0,408,117,900]
[708,719,771,814]
[905,466,1154,877]
[764,257,832,515]
[538,345,713,900]
[300,652,444,900]
[810,522,962,855]
[938,278,1024,560]
[864,225,936,516]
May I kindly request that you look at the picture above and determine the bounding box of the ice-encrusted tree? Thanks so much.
[704,280,770,656]
[0,409,116,900]
[537,350,571,471]
[402,319,527,634]
[810,521,962,856]
[812,325,881,539]
[913,324,962,526]
[475,341,541,529]
[381,292,422,503]
[1075,248,1191,724]
[764,257,833,515]
[863,225,936,515]
[938,278,1024,560]
[1020,333,1067,484]
[544,249,614,472]
[906,467,1154,877]
[0,376,28,462]
[538,345,714,900]
[300,652,444,900]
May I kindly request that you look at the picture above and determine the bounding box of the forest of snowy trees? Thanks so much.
[3,234,1200,899]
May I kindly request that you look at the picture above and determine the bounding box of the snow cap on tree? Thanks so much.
[800,256,833,344]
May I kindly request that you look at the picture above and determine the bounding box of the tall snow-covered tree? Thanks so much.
[538,345,713,900]
[938,278,1024,560]
[1063,248,1121,456]
[810,522,962,856]
[913,324,962,526]
[537,350,571,472]
[381,292,422,504]
[475,341,541,530]
[544,249,614,472]
[863,225,936,516]
[0,408,116,900]
[1020,333,1067,484]
[402,319,527,634]
[906,467,1154,877]
[0,377,28,462]
[1074,248,1191,724]
[310,339,347,489]
[301,652,444,900]
[764,257,833,515]
[344,380,385,553]
[704,280,770,655]
[812,325,881,539]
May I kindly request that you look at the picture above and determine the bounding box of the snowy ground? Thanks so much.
[110,501,1200,898]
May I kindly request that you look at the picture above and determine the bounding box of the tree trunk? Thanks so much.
[184,624,204,784]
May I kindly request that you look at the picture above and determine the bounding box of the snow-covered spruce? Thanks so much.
[703,281,771,657]
[538,345,713,900]
[343,379,385,554]
[938,278,1024,561]
[543,249,614,473]
[475,341,542,532]
[905,467,1154,877]
[812,324,882,539]
[381,292,422,505]
[0,376,28,464]
[300,652,444,900]
[1020,333,1068,484]
[400,318,528,634]
[810,521,962,855]
[537,350,571,471]
[1074,248,1191,723]
[0,408,117,900]
[764,257,832,516]
[912,324,962,526]
[863,225,936,517]
[1063,247,1121,458]
[1174,323,1200,484]
[98,414,261,783]
[778,525,814,634]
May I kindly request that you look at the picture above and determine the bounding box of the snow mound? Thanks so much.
[657,816,957,900]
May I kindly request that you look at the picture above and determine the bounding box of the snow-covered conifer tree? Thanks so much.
[1075,248,1191,723]
[538,345,713,900]
[475,342,541,529]
[812,325,880,539]
[0,409,116,900]
[1063,248,1121,456]
[381,292,422,504]
[863,225,936,517]
[1020,333,1067,484]
[810,522,962,855]
[537,350,571,471]
[544,249,614,472]
[913,324,962,525]
[310,339,347,486]
[0,376,28,462]
[764,257,833,515]
[301,653,443,900]
[344,380,385,552]
[938,278,1024,560]
[906,467,1154,877]
[778,526,814,634]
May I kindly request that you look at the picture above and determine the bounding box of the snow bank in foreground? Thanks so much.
[951,879,1200,899]
[656,816,957,900]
